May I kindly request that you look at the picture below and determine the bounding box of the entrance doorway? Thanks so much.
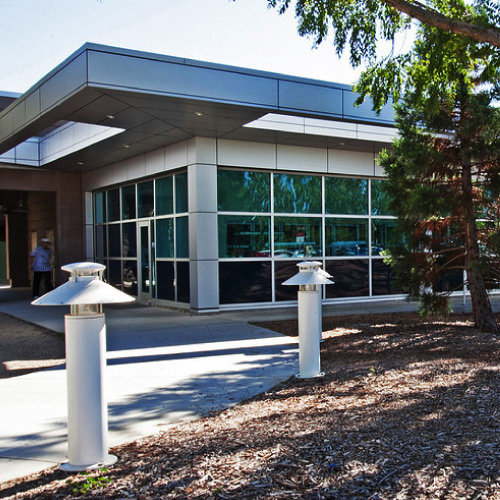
[138,221,155,302]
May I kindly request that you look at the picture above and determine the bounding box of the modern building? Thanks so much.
[0,43,402,311]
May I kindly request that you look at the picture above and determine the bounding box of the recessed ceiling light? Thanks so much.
[106,115,115,119]
[77,161,84,165]
[195,112,204,117]
[123,144,130,149]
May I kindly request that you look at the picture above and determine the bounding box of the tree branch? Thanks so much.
[382,0,500,48]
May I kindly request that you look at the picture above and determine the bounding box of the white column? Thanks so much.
[187,139,219,312]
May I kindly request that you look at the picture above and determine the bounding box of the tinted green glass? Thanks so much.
[121,185,136,220]
[122,222,137,257]
[175,173,188,213]
[176,216,189,258]
[325,218,368,256]
[218,215,270,258]
[156,176,173,215]
[273,173,321,214]
[106,188,120,222]
[274,216,322,258]
[108,224,120,257]
[137,181,154,218]
[217,170,270,212]
[325,177,368,215]
[372,218,398,255]
[94,192,105,224]
[156,218,174,258]
[371,179,393,215]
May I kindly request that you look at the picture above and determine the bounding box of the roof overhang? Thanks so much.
[0,44,395,172]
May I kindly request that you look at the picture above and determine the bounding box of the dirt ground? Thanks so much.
[2,311,500,499]
[0,312,65,378]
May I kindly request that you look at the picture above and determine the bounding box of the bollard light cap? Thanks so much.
[282,261,334,286]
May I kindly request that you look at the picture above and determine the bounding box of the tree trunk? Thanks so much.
[462,159,499,333]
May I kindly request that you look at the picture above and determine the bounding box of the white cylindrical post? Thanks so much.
[61,314,117,471]
[297,289,324,378]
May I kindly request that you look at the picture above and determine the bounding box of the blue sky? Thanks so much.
[0,0,363,93]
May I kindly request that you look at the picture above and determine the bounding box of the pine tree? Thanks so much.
[379,81,500,332]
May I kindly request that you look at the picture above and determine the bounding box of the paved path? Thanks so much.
[0,289,298,482]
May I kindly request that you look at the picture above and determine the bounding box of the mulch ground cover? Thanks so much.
[2,312,500,499]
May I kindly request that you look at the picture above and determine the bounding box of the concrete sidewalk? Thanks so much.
[0,289,298,483]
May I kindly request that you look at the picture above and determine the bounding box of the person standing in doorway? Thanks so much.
[30,238,53,299]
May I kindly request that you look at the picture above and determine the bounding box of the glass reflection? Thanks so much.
[156,176,173,216]
[121,185,136,220]
[122,260,138,296]
[175,173,188,213]
[275,261,302,301]
[274,217,321,258]
[371,179,393,216]
[273,173,321,214]
[219,261,272,304]
[326,218,368,256]
[325,260,369,298]
[217,170,270,212]
[122,222,137,257]
[106,188,120,222]
[137,181,154,218]
[218,215,270,258]
[176,217,189,258]
[108,224,121,257]
[372,218,397,256]
[325,177,368,215]
[372,259,402,295]
[156,218,174,258]
[94,192,105,224]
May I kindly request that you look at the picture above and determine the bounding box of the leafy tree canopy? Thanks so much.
[267,0,500,109]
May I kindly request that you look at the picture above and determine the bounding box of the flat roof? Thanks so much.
[0,43,394,172]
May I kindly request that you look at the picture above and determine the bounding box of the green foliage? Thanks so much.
[378,81,500,326]
[267,0,500,110]
[419,292,452,319]
[66,467,112,496]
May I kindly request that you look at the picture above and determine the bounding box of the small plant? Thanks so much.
[66,467,112,496]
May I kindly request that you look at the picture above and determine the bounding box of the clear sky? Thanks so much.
[0,0,363,94]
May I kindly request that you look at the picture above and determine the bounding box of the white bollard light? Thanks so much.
[283,262,334,379]
[32,262,135,471]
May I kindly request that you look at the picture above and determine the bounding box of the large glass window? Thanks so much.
[137,181,154,218]
[108,224,121,257]
[95,225,106,259]
[217,170,270,212]
[156,176,173,216]
[121,185,136,220]
[275,261,302,301]
[273,173,321,214]
[371,179,393,216]
[175,173,188,213]
[122,222,137,258]
[325,218,368,257]
[325,177,368,215]
[274,217,321,258]
[94,192,105,224]
[372,260,401,295]
[106,189,120,222]
[156,261,175,301]
[372,218,398,256]
[219,261,272,304]
[218,215,270,258]
[156,218,174,258]
[176,217,189,258]
[325,260,370,298]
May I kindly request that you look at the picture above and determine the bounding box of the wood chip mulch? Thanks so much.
[2,312,500,499]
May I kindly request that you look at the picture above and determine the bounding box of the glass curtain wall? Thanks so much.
[217,168,401,305]
[93,171,189,303]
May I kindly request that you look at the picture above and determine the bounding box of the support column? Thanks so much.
[187,139,219,312]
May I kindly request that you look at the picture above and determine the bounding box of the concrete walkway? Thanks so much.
[1,287,496,484]
[0,289,298,483]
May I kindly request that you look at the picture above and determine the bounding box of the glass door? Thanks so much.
[139,221,152,302]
